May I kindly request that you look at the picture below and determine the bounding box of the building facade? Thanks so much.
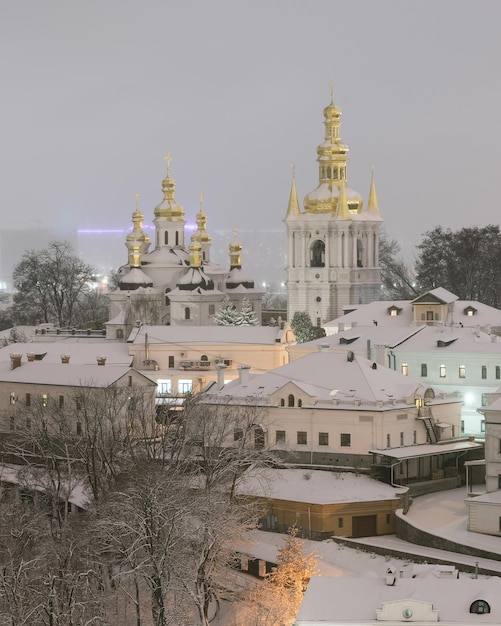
[285,92,383,326]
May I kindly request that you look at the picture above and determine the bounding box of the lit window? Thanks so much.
[401,363,408,376]
[178,379,193,394]
[390,309,398,316]
[319,432,329,446]
[440,364,446,378]
[459,365,466,378]
[276,430,286,444]
[9,392,15,405]
[297,431,307,445]
[41,394,48,407]
[340,433,351,447]
[158,380,171,395]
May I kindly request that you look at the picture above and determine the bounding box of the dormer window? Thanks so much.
[464,306,477,317]
[470,600,490,614]
[387,306,402,316]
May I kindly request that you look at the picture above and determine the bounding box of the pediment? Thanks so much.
[376,598,438,622]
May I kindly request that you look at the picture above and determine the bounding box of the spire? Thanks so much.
[366,165,381,217]
[154,153,185,220]
[336,178,350,219]
[229,227,243,269]
[285,163,301,218]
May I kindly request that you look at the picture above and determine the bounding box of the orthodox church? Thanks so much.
[107,90,383,338]
[107,159,262,338]
[284,91,383,326]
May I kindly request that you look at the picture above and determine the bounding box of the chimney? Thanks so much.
[216,363,226,390]
[27,353,35,362]
[97,356,106,366]
[10,354,22,370]
[61,354,70,364]
[238,364,251,385]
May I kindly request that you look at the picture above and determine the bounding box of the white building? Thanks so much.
[291,288,501,434]
[294,576,501,625]
[202,350,480,486]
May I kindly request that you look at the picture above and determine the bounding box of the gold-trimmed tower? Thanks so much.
[284,90,383,325]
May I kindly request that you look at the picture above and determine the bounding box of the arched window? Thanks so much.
[280,398,285,407]
[288,394,295,407]
[164,231,168,245]
[175,231,179,246]
[356,239,364,267]
[184,307,190,320]
[310,240,325,267]
[470,600,490,614]
[298,399,303,407]
[201,354,208,362]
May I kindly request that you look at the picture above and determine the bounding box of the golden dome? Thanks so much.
[154,153,185,220]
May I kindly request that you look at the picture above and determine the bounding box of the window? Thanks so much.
[481,420,485,433]
[298,399,303,407]
[421,363,427,377]
[459,364,466,378]
[116,329,124,339]
[310,240,325,267]
[340,433,351,447]
[175,231,179,245]
[280,398,285,406]
[128,375,133,387]
[184,307,191,320]
[338,517,344,528]
[386,434,391,447]
[401,363,408,376]
[41,394,48,407]
[481,365,487,379]
[164,231,168,245]
[319,432,329,446]
[413,430,417,444]
[288,394,295,407]
[25,393,31,407]
[168,356,174,368]
[386,513,391,524]
[481,394,487,407]
[234,428,243,441]
[59,395,64,409]
[498,475,501,489]
[400,432,404,446]
[439,364,446,378]
[297,431,307,445]
[470,600,490,614]
[76,397,83,411]
[76,421,82,436]
[499,438,501,454]
[178,379,193,394]
[276,430,286,444]
[209,304,215,315]
[9,392,15,405]
[158,380,172,395]
[497,366,501,380]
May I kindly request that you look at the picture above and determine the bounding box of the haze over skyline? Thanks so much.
[2,1,500,271]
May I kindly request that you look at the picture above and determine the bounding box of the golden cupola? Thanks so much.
[154,153,185,220]
[191,190,212,246]
[126,193,150,255]
[303,91,363,215]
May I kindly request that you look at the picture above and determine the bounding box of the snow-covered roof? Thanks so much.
[206,352,447,409]
[118,266,153,289]
[236,468,406,504]
[296,576,501,624]
[0,342,132,366]
[369,440,483,459]
[141,247,189,266]
[412,287,459,304]
[129,324,290,346]
[0,362,155,387]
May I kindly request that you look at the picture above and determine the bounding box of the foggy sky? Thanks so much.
[1,0,501,267]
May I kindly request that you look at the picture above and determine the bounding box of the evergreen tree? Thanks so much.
[213,295,239,326]
[291,311,325,343]
[237,297,259,326]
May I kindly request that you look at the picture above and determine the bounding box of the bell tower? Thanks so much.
[284,90,383,326]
